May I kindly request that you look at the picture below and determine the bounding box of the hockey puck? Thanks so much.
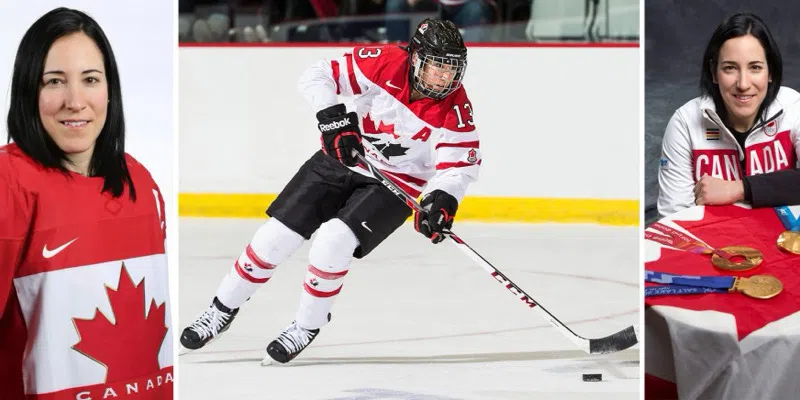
[582,374,602,382]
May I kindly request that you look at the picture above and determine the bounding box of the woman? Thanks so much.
[0,8,172,399]
[657,13,800,217]
[180,19,479,365]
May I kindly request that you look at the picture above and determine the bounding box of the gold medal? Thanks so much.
[711,246,763,271]
[730,275,783,299]
[777,231,800,255]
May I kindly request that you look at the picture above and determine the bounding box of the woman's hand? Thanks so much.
[694,174,745,206]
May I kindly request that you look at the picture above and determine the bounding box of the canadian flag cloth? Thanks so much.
[644,204,800,400]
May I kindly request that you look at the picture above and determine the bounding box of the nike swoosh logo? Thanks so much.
[385,80,401,90]
[43,238,79,259]
[361,221,373,232]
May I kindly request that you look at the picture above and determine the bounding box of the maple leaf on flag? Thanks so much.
[72,263,168,382]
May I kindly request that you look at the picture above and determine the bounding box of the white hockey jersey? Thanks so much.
[298,45,481,202]
[657,86,800,217]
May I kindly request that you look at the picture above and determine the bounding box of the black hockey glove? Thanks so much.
[317,104,364,167]
[414,190,458,244]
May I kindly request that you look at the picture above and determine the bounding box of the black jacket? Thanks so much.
[744,168,800,207]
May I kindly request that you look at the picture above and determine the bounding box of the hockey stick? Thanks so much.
[355,152,638,355]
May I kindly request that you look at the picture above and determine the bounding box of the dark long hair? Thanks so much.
[7,7,135,200]
[699,13,782,129]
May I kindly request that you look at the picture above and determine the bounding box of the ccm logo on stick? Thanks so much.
[491,272,537,308]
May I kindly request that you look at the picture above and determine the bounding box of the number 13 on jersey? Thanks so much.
[453,102,474,128]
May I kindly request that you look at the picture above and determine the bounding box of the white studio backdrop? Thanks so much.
[0,0,178,361]
[0,0,175,247]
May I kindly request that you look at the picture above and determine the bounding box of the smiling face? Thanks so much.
[713,34,771,132]
[38,32,108,172]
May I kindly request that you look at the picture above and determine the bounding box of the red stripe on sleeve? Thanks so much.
[436,160,482,170]
[381,170,428,186]
[387,176,422,197]
[435,141,480,149]
[331,60,341,95]
[344,53,362,94]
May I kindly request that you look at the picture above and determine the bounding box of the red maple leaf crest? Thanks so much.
[72,264,168,382]
[362,115,400,139]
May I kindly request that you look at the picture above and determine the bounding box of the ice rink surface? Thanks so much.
[178,218,640,400]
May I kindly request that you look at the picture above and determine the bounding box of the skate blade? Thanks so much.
[260,354,275,366]
[178,346,194,356]
[260,354,289,367]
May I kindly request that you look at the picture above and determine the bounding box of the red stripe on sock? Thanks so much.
[235,260,270,283]
[304,282,343,298]
[246,245,275,269]
[308,264,348,280]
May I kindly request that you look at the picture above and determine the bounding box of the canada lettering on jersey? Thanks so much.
[693,130,796,181]
[693,149,742,181]
[74,370,173,399]
[746,131,794,175]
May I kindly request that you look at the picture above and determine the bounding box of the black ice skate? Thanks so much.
[262,314,329,365]
[180,297,239,353]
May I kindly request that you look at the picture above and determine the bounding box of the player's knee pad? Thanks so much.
[250,218,306,264]
[308,218,359,273]
[304,219,359,297]
[235,218,305,283]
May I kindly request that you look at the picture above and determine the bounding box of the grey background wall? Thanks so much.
[644,0,800,225]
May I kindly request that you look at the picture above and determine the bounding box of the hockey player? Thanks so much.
[181,18,482,364]
[1,8,172,398]
[657,13,800,217]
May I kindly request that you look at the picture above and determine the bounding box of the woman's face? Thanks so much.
[420,59,458,93]
[38,32,108,162]
[714,34,770,131]
[413,52,462,98]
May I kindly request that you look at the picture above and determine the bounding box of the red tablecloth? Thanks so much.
[644,204,800,400]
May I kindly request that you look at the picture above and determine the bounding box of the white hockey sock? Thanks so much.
[295,218,359,330]
[216,218,305,309]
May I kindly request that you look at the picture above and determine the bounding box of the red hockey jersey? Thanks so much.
[0,144,172,399]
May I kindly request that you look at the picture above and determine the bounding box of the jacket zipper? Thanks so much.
[704,109,784,159]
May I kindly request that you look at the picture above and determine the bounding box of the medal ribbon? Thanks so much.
[645,222,713,254]
[644,270,735,297]
[645,285,725,297]
[774,206,800,231]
